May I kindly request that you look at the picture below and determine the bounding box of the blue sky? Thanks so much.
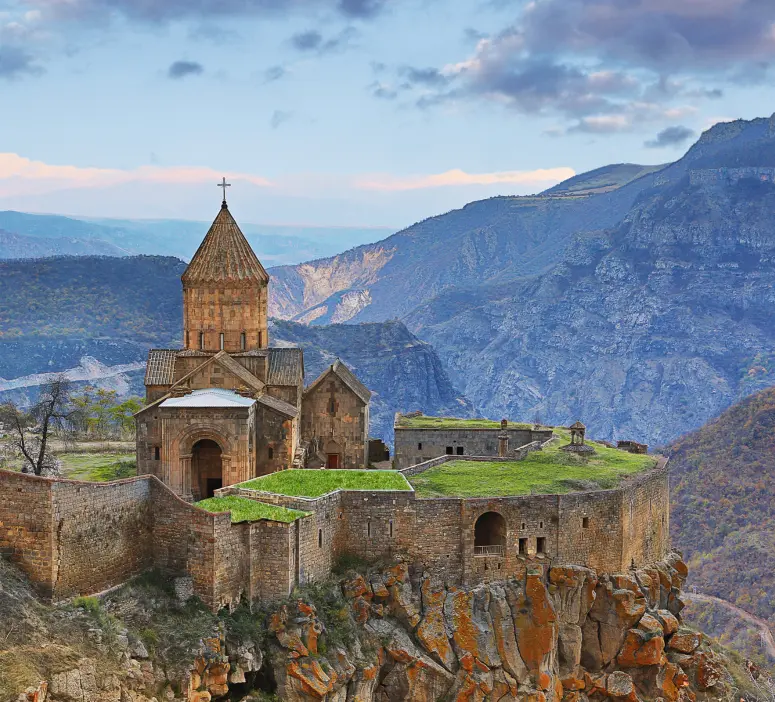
[2,0,775,229]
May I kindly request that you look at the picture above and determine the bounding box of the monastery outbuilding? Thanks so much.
[135,195,372,500]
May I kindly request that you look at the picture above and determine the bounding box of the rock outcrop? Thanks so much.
[6,550,740,702]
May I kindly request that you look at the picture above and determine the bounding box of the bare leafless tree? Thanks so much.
[0,375,77,476]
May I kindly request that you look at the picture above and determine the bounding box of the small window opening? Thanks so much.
[456,446,464,455]
[446,446,453,455]
[241,332,246,350]
[389,520,394,538]
[367,520,371,538]
[154,446,160,461]
[258,331,263,347]
[328,398,337,415]
[318,529,323,548]
[537,537,546,554]
[521,522,526,530]
[186,331,190,347]
[417,442,422,450]
[268,447,274,460]
[339,511,344,520]
[219,332,225,350]
[582,517,589,528]
[518,538,527,555]
[539,521,544,529]
[199,331,205,350]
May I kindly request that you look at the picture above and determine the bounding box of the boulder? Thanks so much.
[667,631,702,654]
[606,671,638,702]
[445,585,502,669]
[616,628,665,667]
[489,584,530,683]
[416,578,457,672]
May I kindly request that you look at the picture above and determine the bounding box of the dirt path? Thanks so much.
[684,591,775,659]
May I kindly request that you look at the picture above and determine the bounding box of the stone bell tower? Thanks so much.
[181,183,269,353]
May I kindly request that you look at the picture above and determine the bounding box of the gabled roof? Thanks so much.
[145,349,177,386]
[267,347,304,387]
[181,203,269,285]
[160,388,256,409]
[304,359,371,404]
[256,393,299,419]
[213,351,266,394]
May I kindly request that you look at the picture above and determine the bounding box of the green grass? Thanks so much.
[195,496,310,523]
[59,453,136,482]
[395,415,536,429]
[409,431,657,498]
[239,469,411,498]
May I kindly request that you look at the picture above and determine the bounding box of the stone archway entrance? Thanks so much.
[474,511,506,556]
[192,439,223,500]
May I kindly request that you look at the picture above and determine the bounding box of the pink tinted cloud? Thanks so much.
[0,153,272,196]
[356,167,575,191]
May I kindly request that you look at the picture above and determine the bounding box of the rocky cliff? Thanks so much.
[6,552,748,702]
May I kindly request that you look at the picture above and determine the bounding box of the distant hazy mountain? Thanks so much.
[0,211,392,267]
[0,229,130,259]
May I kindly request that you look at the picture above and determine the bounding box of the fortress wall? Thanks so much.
[211,516,249,610]
[50,477,154,600]
[393,428,553,469]
[0,470,55,599]
[620,465,670,571]
[557,490,624,572]
[335,491,417,564]
[251,520,295,601]
[459,495,560,586]
[404,498,465,582]
[295,492,342,586]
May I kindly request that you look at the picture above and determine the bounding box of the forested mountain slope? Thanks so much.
[667,385,775,624]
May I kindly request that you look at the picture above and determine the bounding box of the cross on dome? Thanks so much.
[218,177,231,207]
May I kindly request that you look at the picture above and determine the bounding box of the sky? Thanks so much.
[2,0,775,229]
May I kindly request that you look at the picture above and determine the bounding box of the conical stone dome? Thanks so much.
[182,203,268,285]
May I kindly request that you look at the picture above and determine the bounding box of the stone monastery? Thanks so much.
[136,196,372,500]
[0,195,671,615]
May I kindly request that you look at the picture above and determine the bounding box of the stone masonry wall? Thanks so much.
[393,427,554,469]
[51,478,154,600]
[0,470,55,599]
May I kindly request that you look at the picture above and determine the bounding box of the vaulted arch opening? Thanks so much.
[474,511,506,556]
[193,439,223,499]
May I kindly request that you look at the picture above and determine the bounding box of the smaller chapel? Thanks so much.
[136,191,371,501]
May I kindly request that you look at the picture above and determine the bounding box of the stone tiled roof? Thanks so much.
[256,393,299,418]
[181,203,269,285]
[144,349,177,386]
[213,351,265,393]
[305,359,371,404]
[267,347,304,387]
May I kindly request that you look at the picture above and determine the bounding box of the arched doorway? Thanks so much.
[192,439,223,500]
[474,512,506,556]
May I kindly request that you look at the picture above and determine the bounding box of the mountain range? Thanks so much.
[0,210,391,266]
[268,114,775,445]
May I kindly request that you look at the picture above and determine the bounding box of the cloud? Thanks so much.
[0,46,44,79]
[289,26,356,54]
[31,0,390,24]
[389,1,771,133]
[264,64,286,82]
[0,153,272,197]
[369,80,398,99]
[356,167,575,191]
[270,110,293,129]
[168,60,203,79]
[644,125,696,148]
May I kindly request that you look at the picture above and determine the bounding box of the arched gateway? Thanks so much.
[474,511,506,556]
[192,439,223,499]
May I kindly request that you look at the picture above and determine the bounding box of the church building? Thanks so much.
[135,190,371,501]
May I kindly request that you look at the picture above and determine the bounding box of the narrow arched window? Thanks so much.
[318,529,323,548]
[258,331,263,347]
[199,332,205,350]
[240,332,246,350]
[185,331,190,347]
[268,447,274,460]
[219,333,225,350]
